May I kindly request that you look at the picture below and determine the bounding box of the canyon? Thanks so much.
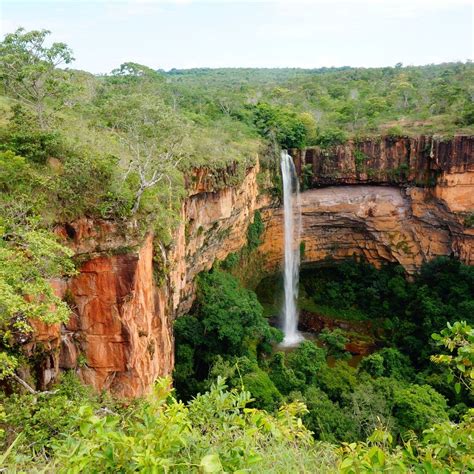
[28,135,473,397]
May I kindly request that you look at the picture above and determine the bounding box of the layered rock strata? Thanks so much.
[32,164,260,397]
[291,135,472,184]
[258,185,473,274]
[28,135,473,397]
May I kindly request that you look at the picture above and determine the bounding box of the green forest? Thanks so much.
[0,28,473,473]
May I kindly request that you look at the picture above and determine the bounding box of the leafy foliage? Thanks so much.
[0,150,75,380]
[431,321,474,393]
[0,28,74,129]
[1,376,329,473]
[173,269,281,399]
[319,328,351,360]
[167,63,474,139]
[252,102,310,148]
[393,384,448,435]
[0,26,473,472]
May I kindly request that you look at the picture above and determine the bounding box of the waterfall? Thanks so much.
[280,150,303,346]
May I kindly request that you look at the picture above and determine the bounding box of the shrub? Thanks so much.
[314,128,348,148]
[360,348,414,381]
[393,384,448,435]
[317,362,357,405]
[303,386,358,442]
[319,328,351,360]
[242,369,282,411]
[246,210,264,251]
[252,102,308,148]
[20,377,321,473]
[0,105,64,164]
[286,340,327,386]
[268,352,304,395]
[359,353,385,378]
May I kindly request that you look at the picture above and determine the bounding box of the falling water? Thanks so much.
[280,150,303,346]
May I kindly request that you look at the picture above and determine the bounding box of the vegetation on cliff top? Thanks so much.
[167,63,474,142]
[1,27,473,473]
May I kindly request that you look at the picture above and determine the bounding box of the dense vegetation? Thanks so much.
[0,28,260,382]
[175,258,473,435]
[1,259,472,472]
[1,27,473,472]
[166,63,474,144]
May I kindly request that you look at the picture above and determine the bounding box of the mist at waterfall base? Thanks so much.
[280,151,304,347]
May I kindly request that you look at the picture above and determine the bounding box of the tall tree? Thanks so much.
[102,94,187,214]
[0,28,74,129]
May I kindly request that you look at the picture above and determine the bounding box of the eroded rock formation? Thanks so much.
[32,164,261,397]
[291,135,472,192]
[259,185,473,274]
[29,135,473,397]
[168,162,260,315]
[64,235,173,397]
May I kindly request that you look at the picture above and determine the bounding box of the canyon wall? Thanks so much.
[259,135,474,273]
[290,134,473,213]
[167,162,260,315]
[29,135,473,397]
[30,164,261,397]
[259,185,473,274]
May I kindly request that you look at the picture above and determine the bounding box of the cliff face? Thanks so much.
[291,135,472,184]
[264,135,473,273]
[259,186,473,274]
[64,234,173,397]
[291,135,473,213]
[31,164,260,397]
[29,136,473,397]
[168,163,260,316]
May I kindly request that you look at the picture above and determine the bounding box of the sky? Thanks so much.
[1,0,473,73]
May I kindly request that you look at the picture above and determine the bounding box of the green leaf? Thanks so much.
[454,382,461,394]
[200,453,222,473]
[340,457,353,470]
[377,448,385,466]
[79,422,91,436]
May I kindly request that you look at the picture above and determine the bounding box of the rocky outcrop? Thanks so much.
[291,135,472,184]
[268,135,474,272]
[259,185,473,274]
[28,136,473,397]
[62,235,173,397]
[298,312,379,356]
[168,163,260,315]
[31,164,260,397]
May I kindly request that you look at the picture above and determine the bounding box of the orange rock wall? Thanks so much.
[291,135,473,184]
[168,163,260,315]
[35,165,261,397]
[259,186,473,275]
[62,235,173,397]
[29,136,473,397]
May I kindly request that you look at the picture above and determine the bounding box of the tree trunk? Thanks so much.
[132,187,145,214]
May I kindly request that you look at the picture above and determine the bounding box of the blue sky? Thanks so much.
[1,0,472,73]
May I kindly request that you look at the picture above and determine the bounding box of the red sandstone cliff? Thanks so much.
[291,135,472,184]
[30,163,261,397]
[28,135,473,397]
[259,185,473,275]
